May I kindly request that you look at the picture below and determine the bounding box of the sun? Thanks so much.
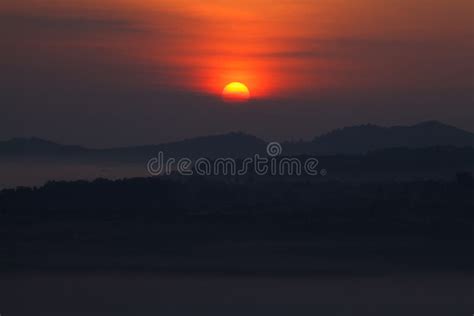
[222,82,250,102]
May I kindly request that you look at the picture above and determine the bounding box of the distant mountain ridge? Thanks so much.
[119,132,267,157]
[284,121,474,155]
[0,121,472,161]
[0,137,86,155]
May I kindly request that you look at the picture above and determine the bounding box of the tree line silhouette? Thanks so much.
[1,170,472,272]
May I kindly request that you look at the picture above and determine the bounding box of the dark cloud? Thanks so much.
[0,13,146,34]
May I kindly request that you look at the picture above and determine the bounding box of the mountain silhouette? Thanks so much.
[1,121,472,162]
[0,137,86,157]
[285,121,473,155]
[107,132,267,160]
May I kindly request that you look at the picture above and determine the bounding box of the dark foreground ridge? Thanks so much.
[1,171,473,274]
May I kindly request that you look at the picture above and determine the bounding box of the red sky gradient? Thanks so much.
[1,0,473,145]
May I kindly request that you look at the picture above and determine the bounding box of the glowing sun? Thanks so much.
[222,82,250,102]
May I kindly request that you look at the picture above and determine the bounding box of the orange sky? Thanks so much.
[3,0,472,99]
[1,0,473,146]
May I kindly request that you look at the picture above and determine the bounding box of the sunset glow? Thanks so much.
[222,82,250,103]
[3,0,473,99]
[1,0,472,144]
